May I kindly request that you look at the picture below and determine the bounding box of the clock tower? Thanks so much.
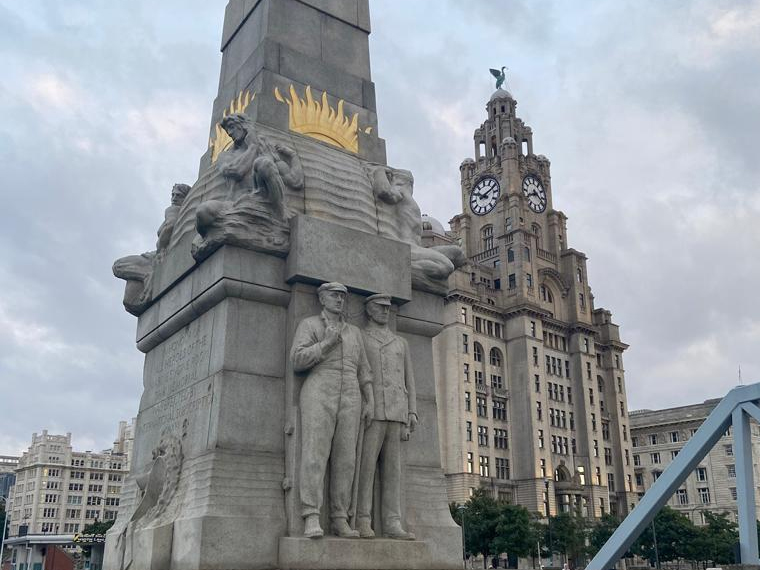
[434,84,638,523]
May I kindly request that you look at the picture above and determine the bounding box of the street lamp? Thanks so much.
[458,505,467,569]
[544,479,553,567]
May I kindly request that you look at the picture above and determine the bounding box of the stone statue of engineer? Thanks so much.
[356,293,418,540]
[290,282,375,539]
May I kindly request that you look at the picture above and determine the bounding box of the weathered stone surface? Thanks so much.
[286,215,412,302]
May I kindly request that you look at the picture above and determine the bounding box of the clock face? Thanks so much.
[522,174,547,213]
[469,177,500,215]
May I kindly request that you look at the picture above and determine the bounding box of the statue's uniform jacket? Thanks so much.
[291,312,372,520]
[356,326,417,527]
[362,328,417,422]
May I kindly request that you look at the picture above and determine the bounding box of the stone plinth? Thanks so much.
[105,217,460,570]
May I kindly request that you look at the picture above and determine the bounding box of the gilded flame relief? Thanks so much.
[274,85,370,154]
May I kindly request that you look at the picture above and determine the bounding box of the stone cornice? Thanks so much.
[502,303,552,320]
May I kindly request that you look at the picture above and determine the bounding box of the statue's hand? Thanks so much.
[361,403,374,428]
[323,325,341,348]
[275,143,294,158]
[408,413,419,433]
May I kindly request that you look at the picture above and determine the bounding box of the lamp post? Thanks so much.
[544,479,553,567]
[651,519,661,570]
[458,505,467,570]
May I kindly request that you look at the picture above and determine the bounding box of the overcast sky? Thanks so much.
[1,0,759,455]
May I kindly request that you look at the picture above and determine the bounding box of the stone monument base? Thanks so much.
[278,537,455,570]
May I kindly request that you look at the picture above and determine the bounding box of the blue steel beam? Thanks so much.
[587,383,760,570]
[733,406,759,564]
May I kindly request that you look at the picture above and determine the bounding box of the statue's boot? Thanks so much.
[356,517,375,539]
[383,521,415,540]
[303,514,324,539]
[331,518,360,538]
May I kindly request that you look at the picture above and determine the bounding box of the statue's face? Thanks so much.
[224,122,246,144]
[366,302,390,325]
[319,290,345,314]
[171,186,186,205]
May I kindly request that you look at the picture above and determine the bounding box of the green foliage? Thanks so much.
[547,512,589,564]
[632,507,698,564]
[81,519,115,535]
[451,490,540,563]
[695,511,737,564]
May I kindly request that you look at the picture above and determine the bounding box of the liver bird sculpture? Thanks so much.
[490,66,507,90]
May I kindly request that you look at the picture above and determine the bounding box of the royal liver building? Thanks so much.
[430,83,638,518]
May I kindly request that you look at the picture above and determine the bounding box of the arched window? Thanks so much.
[597,376,605,393]
[507,247,514,262]
[489,348,503,367]
[482,225,494,250]
[577,268,583,283]
[473,342,483,363]
[540,285,554,303]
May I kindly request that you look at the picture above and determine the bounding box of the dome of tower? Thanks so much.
[489,88,513,101]
[421,214,446,236]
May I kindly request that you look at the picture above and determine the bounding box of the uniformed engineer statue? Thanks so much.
[356,293,418,540]
[291,282,375,539]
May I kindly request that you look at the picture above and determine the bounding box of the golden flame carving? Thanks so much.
[208,90,255,163]
[274,85,359,153]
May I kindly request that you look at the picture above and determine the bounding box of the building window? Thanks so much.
[649,434,658,445]
[589,388,594,405]
[633,454,641,466]
[671,450,679,460]
[526,273,533,288]
[579,293,585,309]
[583,337,589,353]
[474,342,483,362]
[507,247,514,262]
[591,413,597,431]
[494,428,508,449]
[538,429,544,449]
[695,467,708,481]
[730,487,737,500]
[620,401,625,416]
[535,375,541,393]
[725,444,733,456]
[475,370,484,385]
[492,399,507,421]
[698,487,711,504]
[593,440,599,457]
[462,334,469,353]
[615,354,620,368]
[727,464,736,478]
[460,307,467,324]
[464,391,471,412]
[567,387,572,404]
[478,425,489,447]
[476,397,487,417]
[530,321,536,337]
[604,448,613,466]
[569,412,575,430]
[617,377,622,391]
[651,452,661,464]
[587,362,592,380]
[495,458,510,480]
[482,225,494,250]
[540,458,546,478]
[565,360,570,378]
[676,489,688,505]
[635,473,643,487]
[467,452,473,473]
[463,363,470,383]
[479,456,490,477]
[536,401,542,421]
[607,473,615,492]
[625,449,630,466]
[576,268,583,283]
[596,466,602,485]
[602,421,610,440]
[623,425,628,441]
[490,348,503,367]
[532,347,539,366]
[490,374,503,389]
[652,470,662,482]
[508,274,516,289]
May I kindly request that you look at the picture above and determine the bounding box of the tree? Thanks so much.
[492,504,540,560]
[696,511,737,565]
[632,507,698,564]
[450,489,501,567]
[548,512,589,566]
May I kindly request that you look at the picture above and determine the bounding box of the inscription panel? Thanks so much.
[142,313,214,411]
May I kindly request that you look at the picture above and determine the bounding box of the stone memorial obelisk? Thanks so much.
[105,2,463,569]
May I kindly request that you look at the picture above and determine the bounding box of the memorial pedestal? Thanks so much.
[105,218,460,570]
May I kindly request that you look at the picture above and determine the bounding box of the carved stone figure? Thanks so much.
[192,113,304,261]
[355,294,417,540]
[156,183,191,254]
[113,182,190,315]
[290,282,375,539]
[365,164,465,293]
[116,431,184,570]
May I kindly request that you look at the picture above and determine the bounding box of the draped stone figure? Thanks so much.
[355,293,417,540]
[290,282,375,539]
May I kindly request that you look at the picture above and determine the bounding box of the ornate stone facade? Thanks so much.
[433,87,638,518]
